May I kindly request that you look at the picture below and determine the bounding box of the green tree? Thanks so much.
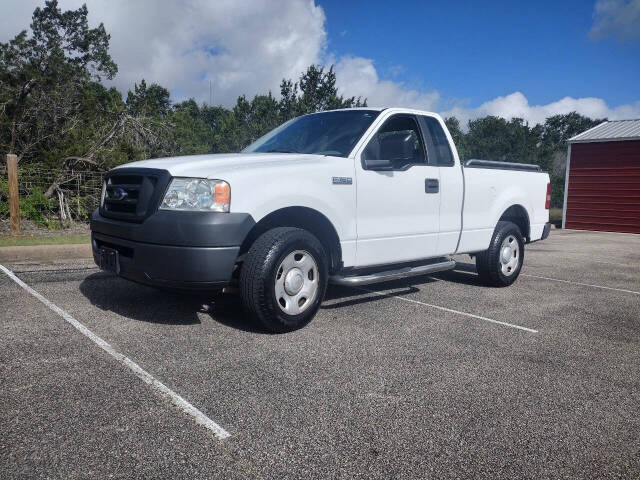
[200,104,236,153]
[444,116,467,160]
[126,79,171,117]
[444,112,604,208]
[233,93,280,146]
[465,116,540,165]
[278,65,366,120]
[538,112,604,207]
[278,79,299,122]
[540,112,604,149]
[0,0,117,162]
[168,99,210,155]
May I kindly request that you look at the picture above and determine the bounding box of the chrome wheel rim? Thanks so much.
[499,235,520,276]
[274,250,319,315]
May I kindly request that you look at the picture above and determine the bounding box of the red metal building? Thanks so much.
[562,120,640,234]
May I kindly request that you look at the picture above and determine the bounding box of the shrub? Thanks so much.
[0,181,8,218]
[20,189,58,228]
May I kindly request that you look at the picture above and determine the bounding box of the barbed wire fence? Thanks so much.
[1,164,104,228]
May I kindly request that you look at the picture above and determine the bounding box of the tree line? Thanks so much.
[2,0,603,214]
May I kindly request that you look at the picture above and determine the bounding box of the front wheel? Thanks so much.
[239,227,328,333]
[475,221,524,287]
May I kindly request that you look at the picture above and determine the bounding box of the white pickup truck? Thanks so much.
[91,108,551,332]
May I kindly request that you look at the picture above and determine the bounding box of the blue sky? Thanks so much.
[319,0,640,108]
[1,0,639,125]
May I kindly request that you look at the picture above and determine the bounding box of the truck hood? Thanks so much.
[116,152,335,179]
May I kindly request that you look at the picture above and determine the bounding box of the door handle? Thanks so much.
[425,178,439,193]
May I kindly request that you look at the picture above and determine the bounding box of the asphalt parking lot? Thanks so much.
[2,229,639,479]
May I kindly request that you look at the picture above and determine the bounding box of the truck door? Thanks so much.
[418,115,464,255]
[355,113,441,267]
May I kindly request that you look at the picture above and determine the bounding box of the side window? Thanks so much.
[362,115,426,169]
[420,116,454,166]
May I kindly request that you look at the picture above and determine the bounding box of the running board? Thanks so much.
[330,259,456,286]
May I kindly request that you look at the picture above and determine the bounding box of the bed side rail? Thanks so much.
[464,159,542,172]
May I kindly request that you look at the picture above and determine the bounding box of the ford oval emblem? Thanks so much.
[110,187,127,201]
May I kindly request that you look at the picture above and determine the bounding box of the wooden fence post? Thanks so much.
[6,154,20,235]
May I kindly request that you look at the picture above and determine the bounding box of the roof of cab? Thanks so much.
[322,106,441,117]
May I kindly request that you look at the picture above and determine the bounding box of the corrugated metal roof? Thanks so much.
[569,119,640,143]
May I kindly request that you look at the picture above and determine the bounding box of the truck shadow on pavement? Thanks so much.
[322,284,424,309]
[322,264,486,309]
[79,274,209,326]
[79,263,487,333]
[432,262,490,287]
[79,272,267,333]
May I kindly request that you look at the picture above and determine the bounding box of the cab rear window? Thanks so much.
[420,116,454,166]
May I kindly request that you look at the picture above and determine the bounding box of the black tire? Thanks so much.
[475,221,524,287]
[239,227,328,333]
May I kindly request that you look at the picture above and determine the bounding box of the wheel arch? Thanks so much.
[239,206,342,273]
[498,204,530,241]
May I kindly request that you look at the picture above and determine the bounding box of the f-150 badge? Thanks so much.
[332,177,352,185]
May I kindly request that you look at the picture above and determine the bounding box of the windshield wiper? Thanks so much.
[265,149,299,153]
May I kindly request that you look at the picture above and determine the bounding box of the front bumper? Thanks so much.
[91,209,255,290]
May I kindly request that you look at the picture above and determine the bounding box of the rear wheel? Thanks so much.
[476,221,524,287]
[239,227,328,332]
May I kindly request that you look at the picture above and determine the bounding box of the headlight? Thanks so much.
[160,178,230,212]
[100,180,107,207]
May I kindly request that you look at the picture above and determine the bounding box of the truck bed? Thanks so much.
[457,159,550,254]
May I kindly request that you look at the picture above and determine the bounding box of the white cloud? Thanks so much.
[441,92,640,128]
[0,0,327,106]
[0,0,638,127]
[590,0,640,42]
[334,56,440,110]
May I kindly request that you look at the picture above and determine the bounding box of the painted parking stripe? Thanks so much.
[526,250,635,268]
[357,287,538,333]
[0,263,230,440]
[439,264,640,296]
[521,273,640,296]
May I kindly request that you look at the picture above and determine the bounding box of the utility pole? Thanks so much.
[209,80,212,105]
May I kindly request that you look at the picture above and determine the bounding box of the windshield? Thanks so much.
[242,110,380,157]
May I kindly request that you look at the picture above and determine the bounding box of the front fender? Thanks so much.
[226,159,357,244]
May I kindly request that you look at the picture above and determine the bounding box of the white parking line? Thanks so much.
[0,263,230,440]
[437,265,640,296]
[358,287,538,333]
[521,273,640,296]
[526,250,635,268]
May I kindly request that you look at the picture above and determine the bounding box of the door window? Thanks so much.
[362,115,426,169]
